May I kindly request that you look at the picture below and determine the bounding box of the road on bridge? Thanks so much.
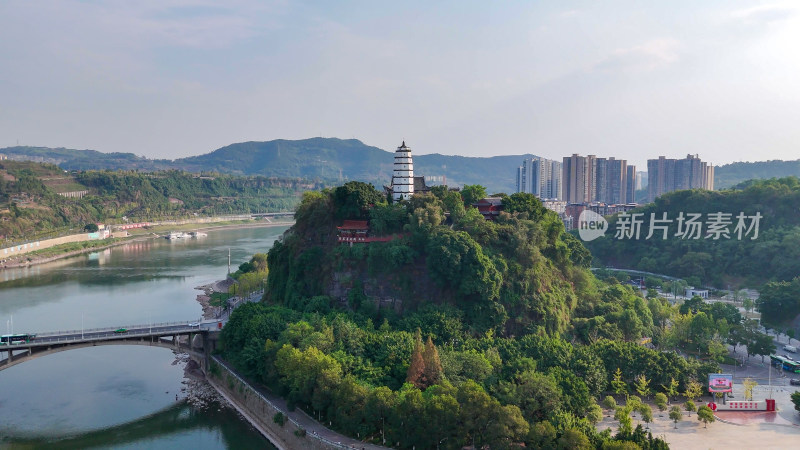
[30,323,201,345]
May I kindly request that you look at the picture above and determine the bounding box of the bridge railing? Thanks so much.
[33,321,198,338]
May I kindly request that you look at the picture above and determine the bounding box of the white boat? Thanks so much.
[189,231,207,238]
[165,231,187,240]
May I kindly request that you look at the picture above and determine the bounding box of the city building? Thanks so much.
[562,202,638,230]
[562,154,596,203]
[626,166,637,205]
[685,287,709,299]
[516,157,562,200]
[647,154,714,202]
[541,200,566,215]
[636,171,647,191]
[562,154,633,204]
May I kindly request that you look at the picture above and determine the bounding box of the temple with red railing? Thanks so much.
[337,220,406,244]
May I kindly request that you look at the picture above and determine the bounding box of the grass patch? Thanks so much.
[210,292,232,307]
[19,238,124,259]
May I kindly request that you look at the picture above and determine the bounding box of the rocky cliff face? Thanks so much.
[327,258,447,313]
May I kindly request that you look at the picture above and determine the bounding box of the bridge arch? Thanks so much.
[0,334,209,373]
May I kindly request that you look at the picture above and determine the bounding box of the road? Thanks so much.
[718,328,800,424]
[1,322,211,352]
[4,288,265,351]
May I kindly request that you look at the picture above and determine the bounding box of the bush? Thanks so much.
[273,412,286,426]
[294,427,307,438]
[603,395,617,411]
[654,392,668,411]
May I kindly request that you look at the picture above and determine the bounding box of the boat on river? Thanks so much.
[165,231,187,240]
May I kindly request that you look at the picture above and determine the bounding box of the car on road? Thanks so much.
[189,322,199,327]
[790,379,800,386]
[113,328,128,334]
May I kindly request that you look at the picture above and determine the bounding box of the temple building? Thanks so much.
[385,141,429,201]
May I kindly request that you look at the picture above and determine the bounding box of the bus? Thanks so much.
[770,354,800,373]
[784,360,800,373]
[0,333,36,345]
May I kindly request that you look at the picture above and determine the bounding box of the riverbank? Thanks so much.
[195,278,235,319]
[0,219,293,270]
[206,356,388,450]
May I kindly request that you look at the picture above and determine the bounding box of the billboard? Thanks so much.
[708,373,733,393]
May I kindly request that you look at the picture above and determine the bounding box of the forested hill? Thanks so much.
[0,160,311,240]
[585,177,800,287]
[715,159,800,189]
[219,183,721,448]
[1,138,532,193]
[0,146,174,171]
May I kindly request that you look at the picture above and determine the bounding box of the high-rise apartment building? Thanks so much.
[562,154,596,203]
[562,154,632,204]
[595,157,629,204]
[636,171,647,191]
[647,154,714,202]
[626,166,637,204]
[516,157,562,200]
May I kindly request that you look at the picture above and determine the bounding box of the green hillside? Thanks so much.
[714,159,800,189]
[2,139,531,193]
[585,177,800,287]
[0,146,173,171]
[0,160,311,241]
[218,183,727,449]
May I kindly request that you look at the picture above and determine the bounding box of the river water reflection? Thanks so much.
[0,225,288,449]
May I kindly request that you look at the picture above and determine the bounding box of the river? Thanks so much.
[0,225,289,449]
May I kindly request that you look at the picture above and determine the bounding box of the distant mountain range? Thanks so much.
[0,139,533,194]
[714,160,800,189]
[2,138,798,193]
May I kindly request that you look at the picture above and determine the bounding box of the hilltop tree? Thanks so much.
[406,330,426,389]
[614,406,634,435]
[406,331,444,390]
[333,181,385,220]
[743,378,757,401]
[669,405,682,429]
[460,184,487,207]
[639,404,653,429]
[749,332,776,362]
[743,298,754,318]
[654,393,668,411]
[697,405,715,428]
[422,336,444,387]
[634,374,651,399]
[684,400,696,416]
[611,367,627,398]
[500,192,547,220]
[684,380,703,403]
[587,403,604,425]
[791,391,800,413]
[662,377,679,403]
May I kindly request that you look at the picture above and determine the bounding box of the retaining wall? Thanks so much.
[1,232,104,258]
[207,356,350,450]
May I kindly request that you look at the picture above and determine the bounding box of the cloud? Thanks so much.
[593,39,680,73]
[730,3,796,25]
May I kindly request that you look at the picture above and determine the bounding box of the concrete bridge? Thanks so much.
[0,320,222,372]
[250,212,294,220]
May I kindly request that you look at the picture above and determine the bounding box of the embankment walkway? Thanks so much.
[210,356,388,450]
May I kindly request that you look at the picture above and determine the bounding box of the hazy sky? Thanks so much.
[1,1,799,168]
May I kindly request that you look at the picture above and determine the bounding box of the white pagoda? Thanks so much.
[390,141,414,201]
